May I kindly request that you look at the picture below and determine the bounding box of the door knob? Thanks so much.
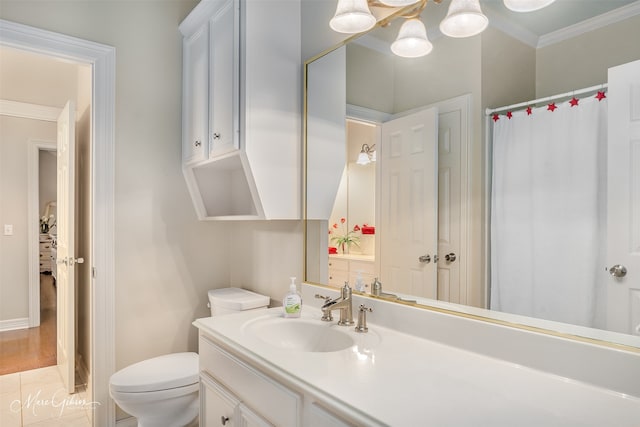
[608,264,627,278]
[444,253,456,263]
[213,133,221,140]
[194,140,201,147]
[56,257,68,265]
[419,255,431,263]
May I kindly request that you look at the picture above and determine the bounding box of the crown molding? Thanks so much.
[484,8,539,48]
[538,0,640,48]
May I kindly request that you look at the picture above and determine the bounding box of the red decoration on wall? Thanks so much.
[526,107,532,116]
[506,111,513,119]
[569,97,579,107]
[547,103,557,112]
[492,114,500,122]
[596,91,607,101]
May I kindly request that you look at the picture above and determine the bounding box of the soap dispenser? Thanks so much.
[283,277,302,318]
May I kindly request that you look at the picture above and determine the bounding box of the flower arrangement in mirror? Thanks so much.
[329,218,361,254]
[40,214,56,234]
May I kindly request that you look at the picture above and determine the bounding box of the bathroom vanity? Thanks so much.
[194,283,640,426]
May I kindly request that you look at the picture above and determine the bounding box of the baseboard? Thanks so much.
[0,317,29,332]
[115,416,137,427]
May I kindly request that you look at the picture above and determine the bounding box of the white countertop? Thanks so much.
[194,307,640,426]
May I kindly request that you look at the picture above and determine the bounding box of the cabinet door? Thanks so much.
[183,25,209,164]
[201,374,238,427]
[209,0,240,157]
[237,403,274,427]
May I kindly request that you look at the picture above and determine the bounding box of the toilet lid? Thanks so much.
[110,352,199,393]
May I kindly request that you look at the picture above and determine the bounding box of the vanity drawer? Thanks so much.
[199,334,302,426]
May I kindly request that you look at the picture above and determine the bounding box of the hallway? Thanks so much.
[0,275,57,375]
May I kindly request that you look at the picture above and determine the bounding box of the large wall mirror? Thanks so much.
[304,1,640,351]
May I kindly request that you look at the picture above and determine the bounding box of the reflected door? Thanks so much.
[56,100,76,393]
[379,108,438,298]
[607,59,640,335]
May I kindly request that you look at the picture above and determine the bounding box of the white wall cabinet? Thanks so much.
[198,332,358,427]
[179,0,301,220]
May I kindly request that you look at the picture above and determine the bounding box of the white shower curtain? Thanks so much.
[490,96,607,328]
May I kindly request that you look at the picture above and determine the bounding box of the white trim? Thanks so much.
[0,317,29,332]
[484,8,539,48]
[0,19,116,427]
[346,104,392,123]
[538,1,640,48]
[27,139,57,328]
[0,99,61,121]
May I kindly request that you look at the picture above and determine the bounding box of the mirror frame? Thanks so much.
[302,7,640,354]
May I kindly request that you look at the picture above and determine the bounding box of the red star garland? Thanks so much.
[492,114,500,122]
[506,111,513,119]
[569,97,579,107]
[547,102,557,112]
[526,106,532,116]
[595,91,607,101]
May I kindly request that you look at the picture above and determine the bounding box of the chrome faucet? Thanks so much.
[319,282,354,326]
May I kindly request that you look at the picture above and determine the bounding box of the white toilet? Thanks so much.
[109,288,270,427]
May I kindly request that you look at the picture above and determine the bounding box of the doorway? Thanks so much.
[0,19,116,426]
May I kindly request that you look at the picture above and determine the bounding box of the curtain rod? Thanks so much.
[485,83,608,116]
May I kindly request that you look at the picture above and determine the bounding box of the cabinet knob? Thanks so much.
[221,416,230,425]
[213,133,221,140]
[194,140,201,147]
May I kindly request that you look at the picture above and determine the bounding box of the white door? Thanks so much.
[56,100,76,393]
[437,108,463,304]
[379,108,438,298]
[607,59,640,335]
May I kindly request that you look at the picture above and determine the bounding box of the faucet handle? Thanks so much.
[315,294,330,301]
[355,305,373,333]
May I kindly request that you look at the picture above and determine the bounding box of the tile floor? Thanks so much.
[0,366,92,426]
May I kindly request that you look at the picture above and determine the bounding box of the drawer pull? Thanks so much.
[221,416,230,425]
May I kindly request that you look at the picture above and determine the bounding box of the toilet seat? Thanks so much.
[110,352,198,393]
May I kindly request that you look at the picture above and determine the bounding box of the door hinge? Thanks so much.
[92,267,97,278]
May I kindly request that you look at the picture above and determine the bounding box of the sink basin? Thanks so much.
[243,316,355,353]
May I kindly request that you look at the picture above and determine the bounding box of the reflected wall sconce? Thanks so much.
[357,144,376,165]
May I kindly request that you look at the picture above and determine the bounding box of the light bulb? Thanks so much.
[503,0,556,12]
[439,0,488,38]
[330,0,377,34]
[391,18,433,58]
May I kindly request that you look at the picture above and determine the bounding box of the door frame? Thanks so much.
[0,19,116,426]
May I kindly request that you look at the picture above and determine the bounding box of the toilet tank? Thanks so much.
[207,287,270,316]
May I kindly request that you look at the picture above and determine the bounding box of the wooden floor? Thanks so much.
[0,275,57,375]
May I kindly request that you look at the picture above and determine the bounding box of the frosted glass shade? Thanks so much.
[503,0,556,12]
[391,19,433,58]
[357,151,371,165]
[439,0,488,38]
[377,0,420,6]
[330,0,377,34]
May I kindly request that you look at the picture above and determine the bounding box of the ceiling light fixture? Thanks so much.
[503,0,557,12]
[330,0,489,58]
[439,0,488,38]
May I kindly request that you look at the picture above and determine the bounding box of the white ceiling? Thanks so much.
[480,0,638,37]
